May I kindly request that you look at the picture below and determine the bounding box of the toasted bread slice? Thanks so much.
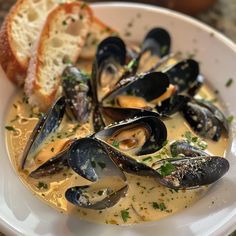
[80,17,117,59]
[24,2,93,111]
[0,0,60,85]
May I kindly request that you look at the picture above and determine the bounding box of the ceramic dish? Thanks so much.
[0,2,236,235]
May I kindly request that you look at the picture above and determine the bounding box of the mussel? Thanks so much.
[65,183,128,210]
[94,116,167,156]
[67,138,126,182]
[103,72,170,108]
[182,98,228,141]
[164,59,204,96]
[62,66,90,124]
[154,156,229,189]
[91,36,127,102]
[137,28,171,73]
[21,96,66,170]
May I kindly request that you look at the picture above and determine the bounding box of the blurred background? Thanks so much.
[0,0,236,41]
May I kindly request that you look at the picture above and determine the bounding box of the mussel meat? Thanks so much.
[94,116,167,156]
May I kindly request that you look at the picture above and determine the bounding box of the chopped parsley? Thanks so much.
[142,156,152,162]
[121,209,130,222]
[97,190,103,196]
[152,202,166,211]
[225,78,233,87]
[160,45,168,55]
[5,126,17,132]
[183,131,208,150]
[98,162,106,169]
[126,59,138,71]
[112,140,120,148]
[227,115,234,123]
[36,182,48,190]
[158,161,176,177]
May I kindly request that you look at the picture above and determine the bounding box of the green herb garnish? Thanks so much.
[36,182,48,190]
[97,190,103,196]
[121,209,130,222]
[226,78,233,87]
[5,126,17,132]
[227,115,234,123]
[158,162,176,177]
[142,156,152,162]
[112,140,120,148]
[98,162,106,169]
[152,202,166,211]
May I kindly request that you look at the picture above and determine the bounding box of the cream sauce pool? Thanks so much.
[5,84,228,225]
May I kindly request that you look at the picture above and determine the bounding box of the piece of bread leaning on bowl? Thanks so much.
[0,0,116,111]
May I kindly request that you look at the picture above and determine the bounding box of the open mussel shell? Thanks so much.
[29,145,70,179]
[136,28,171,73]
[170,141,208,157]
[65,184,128,210]
[62,66,90,124]
[94,116,167,156]
[142,27,171,57]
[21,96,66,170]
[67,138,126,182]
[103,72,170,106]
[91,36,127,102]
[104,143,161,178]
[155,156,229,189]
[101,106,160,125]
[181,98,225,141]
[165,59,203,96]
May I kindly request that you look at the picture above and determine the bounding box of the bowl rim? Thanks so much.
[1,2,236,235]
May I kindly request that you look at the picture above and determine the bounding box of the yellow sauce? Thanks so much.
[5,84,228,225]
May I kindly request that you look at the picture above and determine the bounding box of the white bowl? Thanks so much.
[1,2,236,236]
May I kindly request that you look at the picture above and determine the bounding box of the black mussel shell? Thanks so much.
[21,97,66,170]
[29,145,70,179]
[91,36,127,102]
[170,141,208,157]
[94,116,167,156]
[182,99,223,141]
[67,138,126,182]
[92,105,105,133]
[155,156,229,189]
[62,66,90,124]
[196,99,229,134]
[135,28,171,74]
[65,184,128,210]
[165,59,203,96]
[101,106,160,125]
[103,72,170,105]
[142,27,171,57]
[104,143,161,178]
[156,94,189,116]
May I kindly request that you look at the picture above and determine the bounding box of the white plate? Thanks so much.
[1,2,236,236]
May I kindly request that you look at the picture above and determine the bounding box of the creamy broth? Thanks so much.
[5,83,228,225]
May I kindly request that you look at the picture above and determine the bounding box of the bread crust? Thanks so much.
[0,0,27,85]
[25,2,93,111]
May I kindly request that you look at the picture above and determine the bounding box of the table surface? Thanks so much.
[0,0,235,235]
